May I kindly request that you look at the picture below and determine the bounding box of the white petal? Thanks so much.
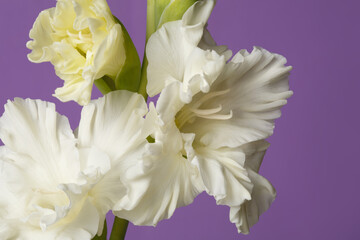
[193,147,253,207]
[183,47,226,97]
[88,144,147,219]
[0,150,29,220]
[54,184,100,239]
[229,141,276,234]
[146,20,194,97]
[241,140,271,172]
[77,90,151,161]
[0,98,80,187]
[77,91,156,216]
[198,29,233,61]
[229,170,276,234]
[181,0,215,44]
[0,221,15,239]
[114,141,203,226]
[14,197,100,240]
[81,147,111,177]
[57,198,100,240]
[181,47,293,148]
[156,81,186,124]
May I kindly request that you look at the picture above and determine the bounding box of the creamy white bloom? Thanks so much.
[0,91,154,239]
[27,0,126,105]
[145,0,292,233]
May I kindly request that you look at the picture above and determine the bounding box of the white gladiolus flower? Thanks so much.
[0,91,154,239]
[27,0,126,105]
[145,0,292,233]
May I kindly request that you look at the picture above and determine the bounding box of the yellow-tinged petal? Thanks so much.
[27,0,126,105]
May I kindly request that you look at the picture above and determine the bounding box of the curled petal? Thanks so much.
[27,9,56,63]
[229,141,276,234]
[198,29,233,61]
[53,73,93,106]
[181,0,215,45]
[229,170,276,234]
[193,147,252,207]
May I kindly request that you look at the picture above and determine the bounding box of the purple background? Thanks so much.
[1,0,359,239]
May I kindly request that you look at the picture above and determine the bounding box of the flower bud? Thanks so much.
[146,0,200,40]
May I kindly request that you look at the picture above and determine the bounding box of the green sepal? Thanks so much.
[154,0,171,22]
[94,76,116,95]
[113,16,141,93]
[147,0,170,39]
[158,0,198,28]
[91,219,107,240]
[146,0,198,41]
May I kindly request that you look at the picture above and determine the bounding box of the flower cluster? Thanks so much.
[0,0,292,239]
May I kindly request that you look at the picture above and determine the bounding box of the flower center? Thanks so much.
[175,89,233,129]
[66,29,93,57]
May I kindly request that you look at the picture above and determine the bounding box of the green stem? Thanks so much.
[109,217,129,240]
